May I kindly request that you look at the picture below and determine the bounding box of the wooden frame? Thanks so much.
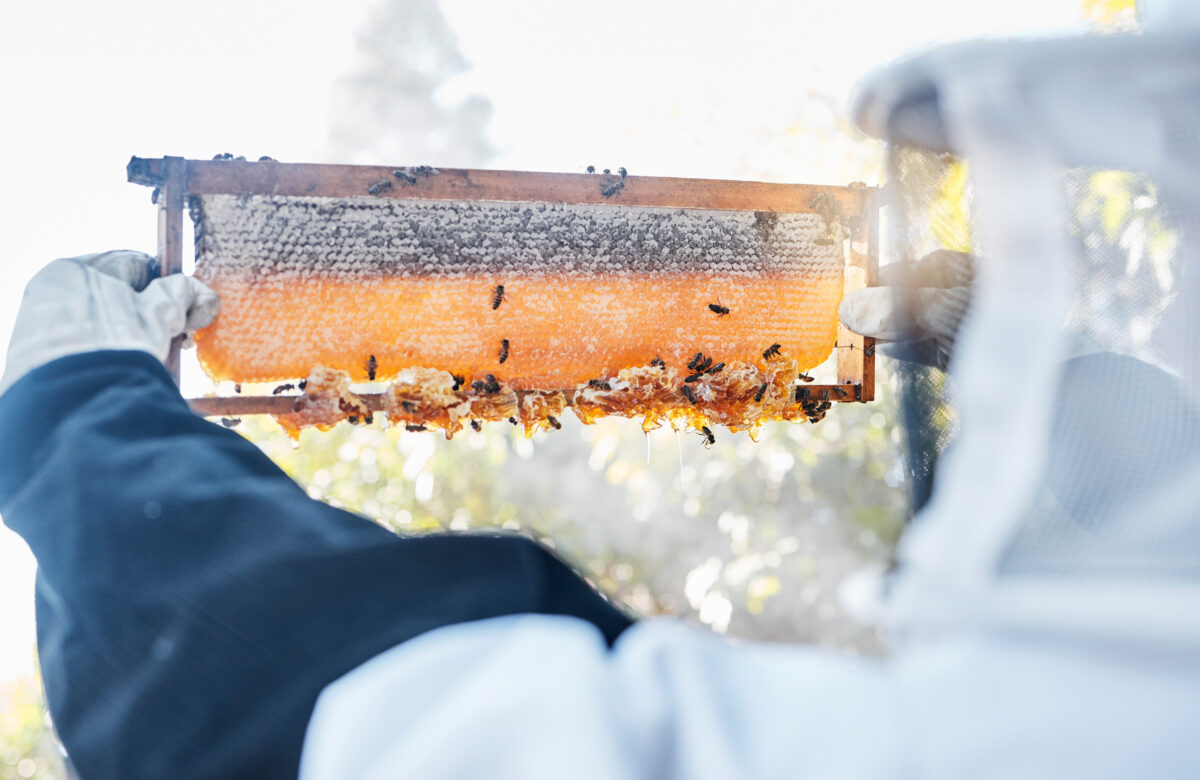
[128,156,876,417]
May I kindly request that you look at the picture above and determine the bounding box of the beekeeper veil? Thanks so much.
[850,13,1200,644]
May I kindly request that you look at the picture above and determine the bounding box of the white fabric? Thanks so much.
[300,615,1200,780]
[0,251,220,395]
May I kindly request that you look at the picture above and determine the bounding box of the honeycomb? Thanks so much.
[190,193,846,435]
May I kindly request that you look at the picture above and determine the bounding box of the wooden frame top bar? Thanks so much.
[128,156,869,214]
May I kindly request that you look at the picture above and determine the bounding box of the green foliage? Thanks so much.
[0,673,65,780]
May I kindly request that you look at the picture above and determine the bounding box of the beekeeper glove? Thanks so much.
[838,249,973,369]
[0,250,220,396]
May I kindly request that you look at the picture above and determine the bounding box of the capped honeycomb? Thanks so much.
[191,194,845,398]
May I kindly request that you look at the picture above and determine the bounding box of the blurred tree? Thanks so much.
[325,0,494,166]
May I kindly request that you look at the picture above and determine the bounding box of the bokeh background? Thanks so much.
[0,1,1131,776]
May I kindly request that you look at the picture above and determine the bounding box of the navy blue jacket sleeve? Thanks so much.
[0,351,632,780]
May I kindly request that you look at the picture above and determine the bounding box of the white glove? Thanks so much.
[0,251,220,396]
[838,250,973,369]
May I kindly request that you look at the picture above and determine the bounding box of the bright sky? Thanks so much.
[0,0,1082,681]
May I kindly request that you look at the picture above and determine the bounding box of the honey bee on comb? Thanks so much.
[708,302,730,319]
[367,355,377,381]
[491,284,505,310]
[498,339,510,364]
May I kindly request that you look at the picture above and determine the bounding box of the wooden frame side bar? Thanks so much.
[155,156,187,384]
[129,157,869,215]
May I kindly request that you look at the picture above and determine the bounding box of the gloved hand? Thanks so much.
[838,249,974,369]
[0,250,220,395]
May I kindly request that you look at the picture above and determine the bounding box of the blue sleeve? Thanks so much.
[0,351,632,780]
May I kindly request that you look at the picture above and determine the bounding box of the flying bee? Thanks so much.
[602,180,625,197]
[219,417,241,428]
[763,343,782,360]
[272,383,295,395]
[367,179,393,195]
[491,284,505,310]
[681,385,698,404]
[798,372,814,383]
[470,420,483,432]
[405,424,428,432]
[754,382,768,402]
[684,372,704,383]
[708,302,730,319]
[451,374,465,391]
[696,426,716,448]
[586,165,596,174]
[498,339,510,364]
[367,355,377,381]
[706,362,724,375]
[547,416,562,430]
[588,378,612,391]
[619,166,627,178]
[687,352,704,370]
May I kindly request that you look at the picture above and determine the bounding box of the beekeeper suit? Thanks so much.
[5,22,1200,780]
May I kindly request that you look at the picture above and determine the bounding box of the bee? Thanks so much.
[411,165,439,176]
[687,352,704,370]
[586,165,596,174]
[697,355,713,372]
[681,385,698,404]
[401,400,417,412]
[603,168,611,175]
[405,424,428,432]
[684,372,704,383]
[150,186,160,205]
[763,343,782,360]
[650,356,665,369]
[602,180,625,197]
[491,284,505,310]
[470,420,483,432]
[508,417,519,425]
[212,153,235,160]
[257,155,276,162]
[272,383,295,395]
[833,386,849,399]
[298,380,307,391]
[588,379,612,391]
[233,383,242,394]
[363,412,375,425]
[865,344,876,357]
[498,339,510,364]
[697,426,716,448]
[798,372,814,383]
[485,374,501,394]
[708,302,730,318]
[368,179,393,195]
[754,382,768,402]
[706,362,724,375]
[796,386,810,403]
[367,355,378,381]
[347,415,359,425]
[619,166,627,178]
[393,169,418,184]
[219,417,241,428]
[471,380,486,393]
[547,416,562,430]
[451,374,465,391]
